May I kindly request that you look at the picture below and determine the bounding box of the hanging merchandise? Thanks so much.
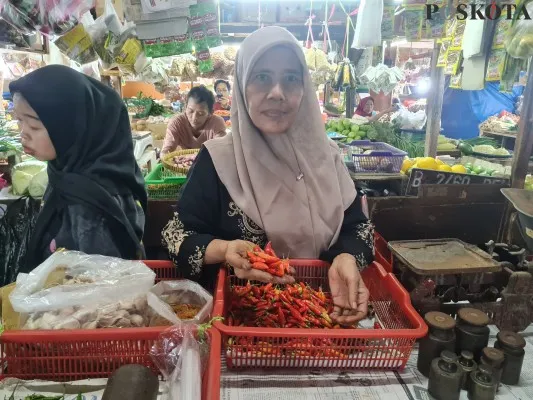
[437,39,451,67]
[333,58,357,90]
[352,0,383,48]
[189,2,221,74]
[444,50,462,75]
[493,20,512,49]
[505,0,533,59]
[143,34,192,58]
[53,12,98,65]
[486,48,506,82]
[449,71,463,89]
[404,6,425,42]
[0,0,94,36]
[360,63,404,94]
[500,53,528,92]
[85,0,119,69]
[450,20,466,49]
[382,5,395,41]
[425,0,446,39]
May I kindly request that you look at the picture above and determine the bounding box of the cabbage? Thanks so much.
[11,160,47,197]
[28,168,48,198]
[473,145,496,154]
[12,160,47,175]
[493,147,510,156]
[12,170,34,195]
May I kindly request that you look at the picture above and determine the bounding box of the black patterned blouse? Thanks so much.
[162,148,374,286]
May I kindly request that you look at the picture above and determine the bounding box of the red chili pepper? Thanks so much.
[277,307,286,326]
[252,261,270,271]
[254,251,280,264]
[264,241,277,257]
[286,304,305,322]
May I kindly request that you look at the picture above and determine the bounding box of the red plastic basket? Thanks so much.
[0,260,220,400]
[374,232,393,273]
[213,261,427,370]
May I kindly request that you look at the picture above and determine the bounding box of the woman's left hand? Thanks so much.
[328,253,369,325]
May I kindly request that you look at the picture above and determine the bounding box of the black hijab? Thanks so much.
[10,65,147,269]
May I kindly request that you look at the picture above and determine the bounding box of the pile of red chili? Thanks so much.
[246,242,290,277]
[228,281,342,329]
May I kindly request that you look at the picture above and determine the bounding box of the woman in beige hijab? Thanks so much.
[162,27,374,324]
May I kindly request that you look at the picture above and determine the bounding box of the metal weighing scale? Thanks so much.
[388,237,533,332]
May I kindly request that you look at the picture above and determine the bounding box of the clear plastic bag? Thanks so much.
[352,0,383,48]
[53,12,97,65]
[150,324,210,400]
[10,250,156,314]
[504,1,533,59]
[0,0,95,36]
[147,280,213,327]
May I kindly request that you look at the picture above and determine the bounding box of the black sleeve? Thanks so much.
[161,147,220,278]
[319,196,374,269]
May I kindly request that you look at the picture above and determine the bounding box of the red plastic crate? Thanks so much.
[213,261,427,370]
[374,232,393,273]
[0,260,220,400]
[142,259,180,281]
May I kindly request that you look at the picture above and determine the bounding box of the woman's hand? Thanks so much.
[225,240,295,284]
[328,253,369,325]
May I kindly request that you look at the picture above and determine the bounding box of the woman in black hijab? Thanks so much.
[10,65,147,271]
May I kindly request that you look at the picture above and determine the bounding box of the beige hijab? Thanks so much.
[204,26,356,258]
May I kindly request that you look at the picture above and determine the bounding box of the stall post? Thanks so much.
[424,41,445,157]
[510,66,533,190]
[498,65,533,242]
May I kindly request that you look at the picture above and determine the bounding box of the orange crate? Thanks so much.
[213,261,427,370]
[374,232,393,273]
[0,260,220,400]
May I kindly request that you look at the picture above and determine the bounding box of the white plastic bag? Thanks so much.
[352,0,383,49]
[392,108,427,130]
[150,324,210,400]
[147,280,213,327]
[10,251,156,313]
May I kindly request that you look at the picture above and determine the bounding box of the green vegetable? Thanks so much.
[458,142,473,155]
[24,395,64,400]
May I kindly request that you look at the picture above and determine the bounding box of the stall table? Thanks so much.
[218,326,533,399]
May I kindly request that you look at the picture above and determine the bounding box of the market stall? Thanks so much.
[2,0,533,399]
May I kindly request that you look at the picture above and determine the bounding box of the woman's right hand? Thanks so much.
[225,240,295,284]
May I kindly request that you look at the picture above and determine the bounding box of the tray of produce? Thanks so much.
[213,256,426,370]
[471,144,512,159]
[0,253,219,384]
[349,140,407,173]
[162,149,199,174]
[144,163,187,200]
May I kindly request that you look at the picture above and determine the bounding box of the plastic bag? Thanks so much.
[505,1,533,59]
[147,280,213,327]
[0,0,95,36]
[392,108,427,130]
[150,324,210,399]
[0,197,40,286]
[352,0,383,48]
[10,250,156,313]
[53,12,97,65]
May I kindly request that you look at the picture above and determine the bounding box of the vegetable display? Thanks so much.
[246,243,290,277]
[228,282,341,329]
[170,153,197,170]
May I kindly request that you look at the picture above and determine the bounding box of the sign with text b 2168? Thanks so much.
[406,168,510,196]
